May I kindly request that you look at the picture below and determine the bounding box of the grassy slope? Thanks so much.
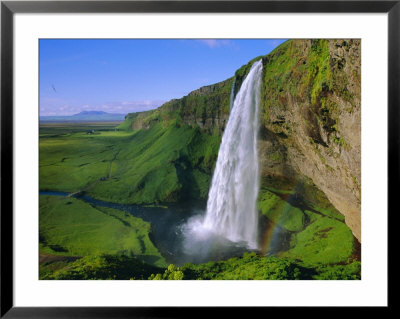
[282,213,354,265]
[40,134,114,191]
[88,124,220,204]
[39,195,167,268]
[40,124,220,204]
[256,174,353,264]
[257,187,354,265]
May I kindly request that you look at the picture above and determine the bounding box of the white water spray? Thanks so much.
[186,60,263,250]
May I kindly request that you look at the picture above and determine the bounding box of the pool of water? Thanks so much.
[40,191,291,265]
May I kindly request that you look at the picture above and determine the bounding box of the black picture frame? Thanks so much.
[1,0,396,317]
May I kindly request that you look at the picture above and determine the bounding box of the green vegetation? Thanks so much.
[149,264,184,280]
[312,261,361,280]
[87,124,220,203]
[260,39,355,146]
[257,186,355,265]
[40,251,360,280]
[258,189,305,232]
[282,213,354,264]
[179,253,307,280]
[116,114,137,131]
[40,254,163,280]
[148,252,360,280]
[296,179,345,221]
[40,123,221,204]
[268,151,284,163]
[259,176,345,222]
[261,39,333,111]
[39,195,167,268]
[40,134,114,191]
[40,122,122,136]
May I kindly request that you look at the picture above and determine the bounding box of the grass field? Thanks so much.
[281,213,354,265]
[40,122,123,136]
[40,122,220,204]
[39,195,167,268]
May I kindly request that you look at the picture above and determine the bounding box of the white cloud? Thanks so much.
[269,39,283,47]
[109,100,165,113]
[197,39,234,48]
[79,100,165,115]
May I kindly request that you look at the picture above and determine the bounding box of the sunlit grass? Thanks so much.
[39,195,167,268]
[281,214,354,265]
[40,123,220,204]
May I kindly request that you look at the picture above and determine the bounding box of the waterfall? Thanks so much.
[186,60,263,250]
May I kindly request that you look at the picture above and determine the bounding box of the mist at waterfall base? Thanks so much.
[182,60,264,263]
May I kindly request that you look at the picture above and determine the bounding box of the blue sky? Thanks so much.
[39,39,287,116]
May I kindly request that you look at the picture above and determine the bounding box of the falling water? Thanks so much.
[185,60,263,251]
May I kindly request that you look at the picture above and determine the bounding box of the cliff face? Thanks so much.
[121,39,361,241]
[122,78,232,134]
[258,39,361,241]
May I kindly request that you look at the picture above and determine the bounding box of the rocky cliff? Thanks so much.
[258,39,361,241]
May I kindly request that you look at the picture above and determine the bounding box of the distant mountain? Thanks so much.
[40,111,126,123]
